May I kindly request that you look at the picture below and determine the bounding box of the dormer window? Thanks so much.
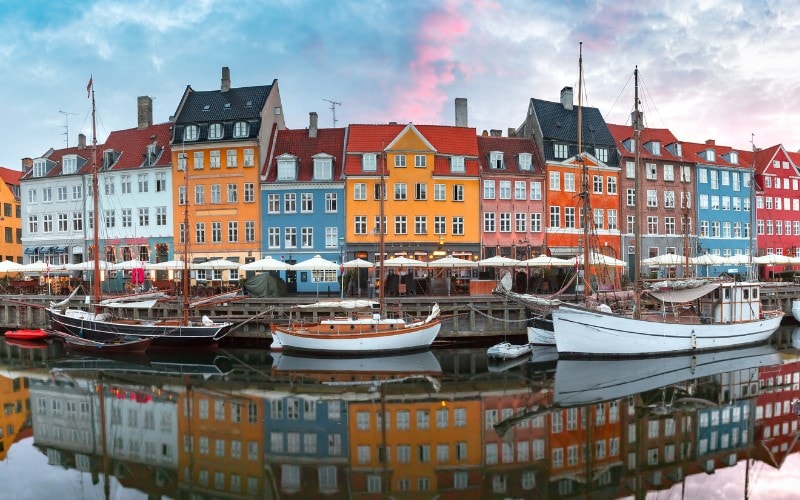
[277,155,298,181]
[223,103,231,110]
[103,150,116,169]
[647,141,661,156]
[622,139,635,152]
[33,159,47,177]
[451,156,465,173]
[704,150,715,162]
[362,153,377,172]
[727,151,738,164]
[62,155,78,175]
[208,123,223,140]
[594,148,608,163]
[145,144,158,166]
[554,143,569,159]
[518,153,532,171]
[313,155,333,180]
[233,121,249,138]
[183,125,199,141]
[489,152,504,169]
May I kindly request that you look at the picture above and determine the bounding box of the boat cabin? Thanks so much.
[699,282,760,323]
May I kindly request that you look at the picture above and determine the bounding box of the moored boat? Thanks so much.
[4,328,49,341]
[486,341,532,360]
[50,330,153,354]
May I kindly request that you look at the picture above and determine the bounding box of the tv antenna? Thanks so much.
[59,110,78,146]
[322,99,341,127]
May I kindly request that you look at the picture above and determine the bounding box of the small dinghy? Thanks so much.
[487,341,532,360]
[4,329,49,341]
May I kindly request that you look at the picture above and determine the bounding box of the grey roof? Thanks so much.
[174,84,273,123]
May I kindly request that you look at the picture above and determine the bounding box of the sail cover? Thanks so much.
[646,282,720,303]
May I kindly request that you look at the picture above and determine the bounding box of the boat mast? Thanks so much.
[748,134,757,281]
[90,82,101,308]
[682,160,691,277]
[633,67,643,319]
[182,147,190,326]
[378,149,386,317]
[578,42,591,298]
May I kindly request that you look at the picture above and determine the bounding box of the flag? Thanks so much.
[86,75,93,98]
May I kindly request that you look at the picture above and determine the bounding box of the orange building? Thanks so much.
[0,167,22,263]
[170,67,285,275]
[0,374,30,461]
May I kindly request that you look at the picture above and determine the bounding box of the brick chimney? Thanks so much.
[221,66,231,92]
[309,112,318,138]
[455,98,468,127]
[560,86,573,110]
[21,158,32,171]
[490,129,502,137]
[507,128,516,138]
[137,96,153,130]
[705,139,715,146]
[78,133,86,149]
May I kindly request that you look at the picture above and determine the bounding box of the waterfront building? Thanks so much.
[753,144,800,278]
[21,96,173,292]
[344,118,481,294]
[0,168,22,263]
[0,374,29,461]
[686,140,753,276]
[516,87,622,271]
[608,123,695,279]
[261,112,346,294]
[170,67,285,286]
[753,359,800,469]
[477,131,546,262]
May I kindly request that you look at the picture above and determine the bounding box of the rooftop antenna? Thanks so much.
[322,99,341,127]
[59,110,78,146]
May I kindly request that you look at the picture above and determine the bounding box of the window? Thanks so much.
[394,155,406,168]
[209,150,220,169]
[515,181,526,200]
[554,143,568,158]
[208,123,223,139]
[452,216,464,235]
[550,206,561,228]
[193,151,204,170]
[646,190,657,207]
[663,164,674,181]
[451,156,465,172]
[483,180,495,199]
[550,171,560,190]
[452,185,464,201]
[415,155,427,168]
[325,193,337,212]
[243,149,254,167]
[363,154,377,171]
[233,121,249,138]
[489,152,504,169]
[138,207,150,227]
[646,163,657,180]
[593,175,603,194]
[211,184,221,204]
[394,183,407,200]
[564,173,575,192]
[519,153,532,170]
[284,193,296,213]
[228,184,238,203]
[626,161,635,178]
[301,193,313,212]
[595,147,608,163]
[499,181,511,199]
[183,125,199,141]
[277,158,296,180]
[138,174,149,193]
[354,183,366,200]
[530,181,542,200]
[627,188,635,207]
[607,176,617,194]
[226,149,238,168]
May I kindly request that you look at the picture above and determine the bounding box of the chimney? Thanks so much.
[631,110,643,132]
[507,128,516,138]
[78,133,86,149]
[490,129,502,137]
[221,66,231,92]
[455,98,468,127]
[482,130,489,136]
[137,96,153,130]
[560,86,573,110]
[309,112,318,138]
[705,139,715,146]
[21,158,32,171]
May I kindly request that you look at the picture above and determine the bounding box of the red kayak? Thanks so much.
[5,329,49,340]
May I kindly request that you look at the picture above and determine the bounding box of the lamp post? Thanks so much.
[339,236,345,298]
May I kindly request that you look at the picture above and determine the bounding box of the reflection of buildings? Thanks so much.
[0,374,30,461]
[754,358,800,468]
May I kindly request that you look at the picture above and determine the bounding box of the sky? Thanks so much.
[2,0,800,169]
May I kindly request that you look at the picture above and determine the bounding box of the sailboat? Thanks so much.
[270,149,441,354]
[47,79,233,347]
[551,65,783,357]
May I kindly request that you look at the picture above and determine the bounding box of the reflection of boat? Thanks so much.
[487,354,530,373]
[50,330,152,354]
[553,343,781,407]
[4,338,49,349]
[793,327,800,349]
[53,351,234,378]
[792,300,800,323]
[271,350,442,383]
[530,345,559,366]
[4,328,49,340]
[487,341,532,360]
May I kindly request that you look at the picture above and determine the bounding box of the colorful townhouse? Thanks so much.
[516,86,621,289]
[753,144,800,277]
[261,112,346,294]
[476,131,546,262]
[0,374,29,461]
[343,119,481,294]
[263,394,349,496]
[0,167,22,263]
[753,359,800,470]
[170,67,286,284]
[608,123,695,279]
[686,140,754,276]
[21,96,173,292]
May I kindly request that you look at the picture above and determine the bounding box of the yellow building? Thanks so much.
[170,67,285,277]
[0,375,30,461]
[0,167,22,263]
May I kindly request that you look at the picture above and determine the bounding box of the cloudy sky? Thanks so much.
[2,0,799,169]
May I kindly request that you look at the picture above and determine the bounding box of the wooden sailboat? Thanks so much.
[551,65,783,357]
[47,78,233,347]
[270,148,441,354]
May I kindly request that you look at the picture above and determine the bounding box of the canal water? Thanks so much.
[1,327,799,499]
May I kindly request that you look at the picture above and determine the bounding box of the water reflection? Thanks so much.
[0,330,798,498]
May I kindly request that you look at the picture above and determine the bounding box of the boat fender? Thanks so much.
[596,304,612,313]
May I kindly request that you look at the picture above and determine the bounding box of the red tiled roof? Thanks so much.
[0,166,22,186]
[476,135,543,174]
[21,144,98,180]
[680,140,753,169]
[263,127,346,182]
[607,124,681,161]
[103,122,174,170]
[752,144,785,174]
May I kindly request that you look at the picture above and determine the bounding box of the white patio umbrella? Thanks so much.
[427,256,478,268]
[65,260,112,271]
[20,261,67,273]
[145,260,187,271]
[193,258,241,270]
[725,254,753,265]
[477,255,521,267]
[291,255,341,271]
[521,255,573,267]
[569,252,627,267]
[378,256,427,268]
[640,254,685,266]
[753,254,795,265]
[342,258,374,269]
[0,260,24,274]
[111,259,146,270]
[240,256,291,272]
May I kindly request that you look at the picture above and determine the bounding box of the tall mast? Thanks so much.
[182,146,190,325]
[578,42,591,298]
[378,149,386,317]
[749,134,757,281]
[90,83,101,305]
[682,161,691,277]
[633,67,643,319]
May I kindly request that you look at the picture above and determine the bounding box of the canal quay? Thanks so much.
[3,281,800,343]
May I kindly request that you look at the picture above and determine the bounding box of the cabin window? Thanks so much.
[723,288,730,300]
[742,288,749,300]
[751,288,758,300]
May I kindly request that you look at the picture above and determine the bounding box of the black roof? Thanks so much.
[530,98,618,165]
[174,84,273,124]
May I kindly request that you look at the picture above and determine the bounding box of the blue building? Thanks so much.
[261,113,346,294]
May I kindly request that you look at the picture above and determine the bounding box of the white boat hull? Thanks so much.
[792,299,800,323]
[270,320,441,354]
[527,326,555,345]
[487,341,532,360]
[553,305,783,357]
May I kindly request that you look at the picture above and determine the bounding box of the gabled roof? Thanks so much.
[0,166,22,186]
[102,122,173,170]
[681,140,753,169]
[476,135,543,174]
[607,124,682,162]
[752,144,793,176]
[174,84,273,123]
[263,127,346,183]
[528,98,615,146]
[21,144,97,180]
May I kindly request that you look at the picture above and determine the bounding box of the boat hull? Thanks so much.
[270,319,441,354]
[553,305,783,357]
[792,299,800,323]
[47,308,231,347]
[4,329,49,341]
[487,342,533,360]
[527,325,555,345]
